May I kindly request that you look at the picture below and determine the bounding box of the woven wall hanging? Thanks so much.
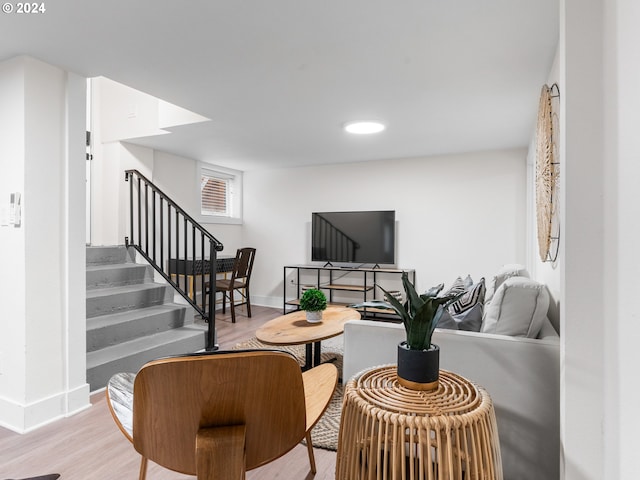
[535,83,560,262]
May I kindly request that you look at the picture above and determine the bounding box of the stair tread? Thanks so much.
[86,282,168,298]
[86,303,187,330]
[86,263,148,273]
[87,326,206,368]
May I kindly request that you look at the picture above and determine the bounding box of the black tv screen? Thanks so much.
[311,210,395,265]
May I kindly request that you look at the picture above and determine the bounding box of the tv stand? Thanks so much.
[283,264,416,320]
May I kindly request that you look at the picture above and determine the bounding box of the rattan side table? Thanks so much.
[336,365,503,480]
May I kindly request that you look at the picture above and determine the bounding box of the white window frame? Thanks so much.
[198,163,243,225]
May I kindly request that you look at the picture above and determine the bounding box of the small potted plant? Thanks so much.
[299,288,327,323]
[352,272,461,390]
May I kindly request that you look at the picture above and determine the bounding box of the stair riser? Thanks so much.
[86,265,153,289]
[87,308,187,352]
[86,286,173,318]
[87,246,133,266]
[87,332,205,391]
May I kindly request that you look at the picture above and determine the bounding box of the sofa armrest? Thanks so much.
[343,319,560,480]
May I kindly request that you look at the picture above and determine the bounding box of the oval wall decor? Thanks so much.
[535,83,560,262]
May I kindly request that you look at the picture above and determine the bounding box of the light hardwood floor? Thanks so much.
[0,306,338,480]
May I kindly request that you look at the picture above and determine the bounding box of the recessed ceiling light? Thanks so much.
[344,121,386,134]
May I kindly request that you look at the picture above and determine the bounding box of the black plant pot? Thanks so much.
[397,341,440,391]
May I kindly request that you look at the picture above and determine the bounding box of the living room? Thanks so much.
[1,1,639,479]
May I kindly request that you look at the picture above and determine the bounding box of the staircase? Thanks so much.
[86,245,206,391]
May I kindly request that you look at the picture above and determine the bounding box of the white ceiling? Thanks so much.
[0,0,558,171]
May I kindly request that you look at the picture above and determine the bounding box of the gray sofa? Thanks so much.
[342,266,560,480]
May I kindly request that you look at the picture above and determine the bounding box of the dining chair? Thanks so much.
[204,247,255,323]
[106,349,338,480]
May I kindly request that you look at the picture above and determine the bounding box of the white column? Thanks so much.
[0,56,89,433]
[560,0,605,478]
[605,1,640,478]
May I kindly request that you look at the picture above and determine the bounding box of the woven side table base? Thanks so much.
[336,366,503,480]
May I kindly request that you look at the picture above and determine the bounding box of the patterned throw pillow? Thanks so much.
[443,276,467,297]
[436,276,485,333]
[449,278,486,315]
[437,303,483,332]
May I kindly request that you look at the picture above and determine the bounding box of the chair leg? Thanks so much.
[305,431,317,474]
[245,287,252,318]
[229,289,236,323]
[138,456,148,480]
[222,290,226,314]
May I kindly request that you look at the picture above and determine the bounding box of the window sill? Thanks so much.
[199,215,243,225]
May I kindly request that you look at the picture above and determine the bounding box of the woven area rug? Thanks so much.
[233,337,343,451]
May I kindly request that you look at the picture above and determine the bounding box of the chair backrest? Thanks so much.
[230,247,256,284]
[131,350,306,475]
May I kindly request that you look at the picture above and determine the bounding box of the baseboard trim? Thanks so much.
[0,382,90,433]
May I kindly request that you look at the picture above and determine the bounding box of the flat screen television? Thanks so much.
[311,210,395,265]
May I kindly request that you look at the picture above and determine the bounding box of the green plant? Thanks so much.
[300,288,327,312]
[352,272,462,351]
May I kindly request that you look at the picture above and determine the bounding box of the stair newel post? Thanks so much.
[125,171,134,247]
[137,176,142,249]
[206,240,217,351]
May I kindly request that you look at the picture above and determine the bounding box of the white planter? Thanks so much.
[305,310,323,323]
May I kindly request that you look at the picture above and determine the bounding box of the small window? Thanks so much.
[201,173,229,216]
[199,164,242,224]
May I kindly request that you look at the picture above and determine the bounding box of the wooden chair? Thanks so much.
[204,247,255,323]
[106,350,338,480]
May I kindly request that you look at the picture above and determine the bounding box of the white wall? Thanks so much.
[0,57,27,424]
[601,0,640,478]
[558,0,640,478]
[152,150,243,249]
[243,149,527,307]
[0,56,89,433]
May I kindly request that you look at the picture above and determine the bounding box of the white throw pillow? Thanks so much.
[481,277,549,338]
[484,264,530,305]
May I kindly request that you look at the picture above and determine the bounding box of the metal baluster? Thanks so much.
[137,176,141,248]
[184,215,188,300]
[152,189,156,263]
[201,231,205,315]
[175,210,180,292]
[207,240,216,350]
[167,204,172,281]
[160,199,164,275]
[127,172,133,246]
[144,182,149,255]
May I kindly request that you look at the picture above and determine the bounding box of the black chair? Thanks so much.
[204,247,255,323]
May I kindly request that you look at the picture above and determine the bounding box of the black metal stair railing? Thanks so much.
[125,169,224,350]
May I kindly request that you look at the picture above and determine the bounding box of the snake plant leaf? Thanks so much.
[353,272,466,351]
[402,272,424,318]
[377,283,412,331]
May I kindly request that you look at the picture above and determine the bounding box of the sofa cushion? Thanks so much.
[481,277,549,338]
[485,264,530,304]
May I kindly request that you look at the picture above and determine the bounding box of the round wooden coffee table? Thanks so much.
[256,306,360,370]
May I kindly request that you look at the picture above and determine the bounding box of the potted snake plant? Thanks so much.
[299,288,327,323]
[352,272,462,390]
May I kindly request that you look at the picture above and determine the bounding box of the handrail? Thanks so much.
[125,169,224,350]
